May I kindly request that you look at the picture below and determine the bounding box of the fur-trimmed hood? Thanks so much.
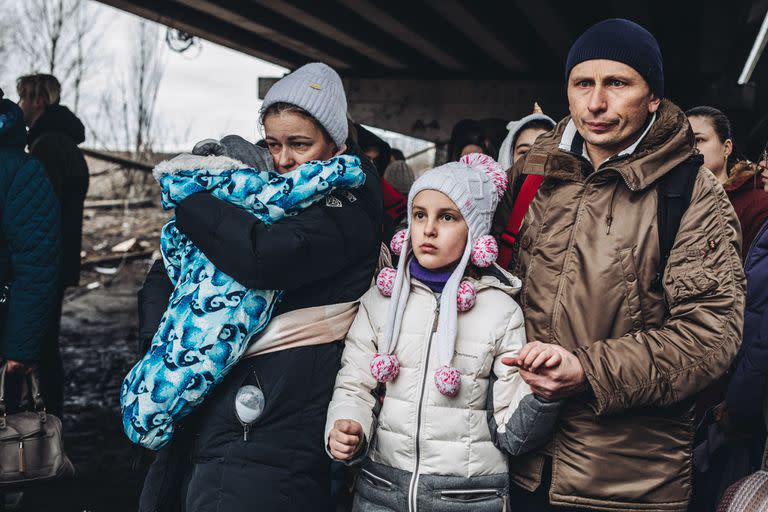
[152,153,248,181]
[498,113,556,171]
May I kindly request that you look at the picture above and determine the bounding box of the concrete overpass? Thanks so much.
[98,0,768,156]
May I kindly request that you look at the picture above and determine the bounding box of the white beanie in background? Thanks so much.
[498,103,556,170]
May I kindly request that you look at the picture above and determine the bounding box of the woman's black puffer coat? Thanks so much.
[137,140,382,512]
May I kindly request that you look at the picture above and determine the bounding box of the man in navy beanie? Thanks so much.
[493,18,745,511]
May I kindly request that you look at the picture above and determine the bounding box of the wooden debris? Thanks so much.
[81,249,154,268]
[111,238,138,253]
[84,197,155,209]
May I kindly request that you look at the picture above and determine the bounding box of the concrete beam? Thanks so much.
[696,0,730,74]
[512,0,572,62]
[425,0,527,72]
[250,0,406,70]
[173,0,351,69]
[260,77,566,142]
[608,0,651,28]
[335,0,465,71]
[97,0,299,68]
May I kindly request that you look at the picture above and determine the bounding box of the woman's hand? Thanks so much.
[328,419,364,461]
[5,360,33,374]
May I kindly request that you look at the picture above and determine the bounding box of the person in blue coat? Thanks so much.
[698,191,768,509]
[727,216,768,426]
[0,89,61,373]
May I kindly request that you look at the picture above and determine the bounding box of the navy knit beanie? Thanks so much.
[565,19,664,96]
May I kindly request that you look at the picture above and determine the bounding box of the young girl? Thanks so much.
[325,153,561,511]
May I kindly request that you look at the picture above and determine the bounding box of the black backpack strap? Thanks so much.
[652,154,703,291]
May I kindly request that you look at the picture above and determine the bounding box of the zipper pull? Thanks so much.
[235,384,264,443]
[18,440,25,473]
[431,303,440,333]
[605,214,613,235]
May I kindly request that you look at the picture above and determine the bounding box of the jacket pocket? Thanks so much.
[353,463,407,511]
[438,488,505,503]
[359,467,395,490]
[664,242,718,305]
[453,339,495,377]
[618,248,646,331]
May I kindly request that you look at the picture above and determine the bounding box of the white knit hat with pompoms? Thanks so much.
[371,153,507,397]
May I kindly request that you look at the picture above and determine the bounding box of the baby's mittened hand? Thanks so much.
[192,138,227,157]
[329,419,364,461]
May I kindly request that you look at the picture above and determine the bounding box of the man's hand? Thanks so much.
[713,401,731,430]
[328,419,364,461]
[503,341,587,400]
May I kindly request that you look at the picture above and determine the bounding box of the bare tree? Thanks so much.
[0,1,17,82]
[130,20,165,160]
[9,0,102,112]
[85,19,166,198]
[89,19,166,154]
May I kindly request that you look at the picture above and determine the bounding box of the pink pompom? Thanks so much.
[390,229,407,256]
[434,365,461,397]
[470,235,498,268]
[457,280,476,312]
[376,267,397,297]
[370,353,400,383]
[459,153,508,198]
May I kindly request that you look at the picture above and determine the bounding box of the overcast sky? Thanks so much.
[1,1,288,150]
[96,2,289,149]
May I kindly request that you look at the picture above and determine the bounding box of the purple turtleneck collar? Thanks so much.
[409,258,454,293]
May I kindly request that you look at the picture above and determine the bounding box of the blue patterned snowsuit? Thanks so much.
[120,154,365,449]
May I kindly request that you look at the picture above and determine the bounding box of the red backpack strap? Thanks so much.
[498,174,544,269]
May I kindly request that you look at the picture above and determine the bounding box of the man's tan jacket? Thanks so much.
[493,99,746,511]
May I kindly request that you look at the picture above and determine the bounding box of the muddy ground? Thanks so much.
[15,163,170,511]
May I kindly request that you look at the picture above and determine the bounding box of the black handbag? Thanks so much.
[0,363,74,486]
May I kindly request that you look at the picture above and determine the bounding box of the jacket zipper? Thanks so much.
[548,163,632,334]
[558,146,638,192]
[605,179,621,235]
[407,297,439,512]
[557,147,638,235]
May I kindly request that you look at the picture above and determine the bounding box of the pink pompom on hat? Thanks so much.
[372,153,507,397]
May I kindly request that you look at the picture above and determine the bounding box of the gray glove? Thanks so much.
[191,135,274,171]
[192,138,227,157]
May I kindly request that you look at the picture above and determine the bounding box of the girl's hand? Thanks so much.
[502,341,562,372]
[503,341,587,400]
[328,419,364,461]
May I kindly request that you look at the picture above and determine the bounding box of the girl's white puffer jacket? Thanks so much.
[325,265,560,510]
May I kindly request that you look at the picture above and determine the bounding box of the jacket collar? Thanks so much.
[409,261,521,297]
[724,161,760,193]
[523,99,695,191]
[557,113,656,166]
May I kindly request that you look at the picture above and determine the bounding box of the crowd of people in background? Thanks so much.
[4,14,768,512]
